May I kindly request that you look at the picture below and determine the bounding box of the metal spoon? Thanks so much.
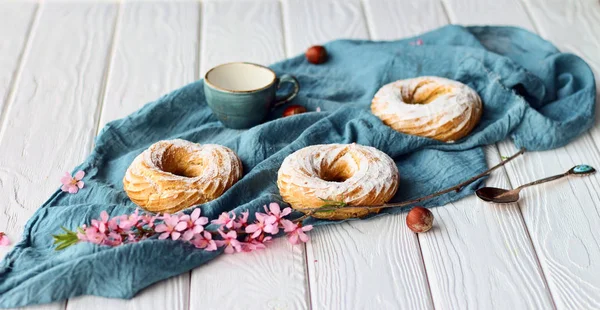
[476,164,596,204]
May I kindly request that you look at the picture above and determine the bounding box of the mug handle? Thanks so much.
[273,74,300,108]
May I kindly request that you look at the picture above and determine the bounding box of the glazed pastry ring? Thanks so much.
[123,139,243,213]
[371,76,483,142]
[277,143,399,220]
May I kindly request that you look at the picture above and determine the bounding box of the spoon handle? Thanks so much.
[516,172,569,191]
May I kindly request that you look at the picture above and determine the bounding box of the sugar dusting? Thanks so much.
[123,139,242,212]
[277,144,399,208]
[371,76,482,141]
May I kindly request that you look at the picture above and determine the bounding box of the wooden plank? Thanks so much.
[199,0,286,78]
[0,0,38,260]
[283,0,431,309]
[0,2,37,123]
[66,2,200,309]
[444,0,600,308]
[441,0,535,32]
[97,1,200,128]
[189,1,309,309]
[0,2,118,310]
[281,0,369,56]
[363,0,447,40]
[500,0,600,308]
[364,0,554,308]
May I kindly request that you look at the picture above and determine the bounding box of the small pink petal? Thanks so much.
[171,232,181,240]
[155,224,168,233]
[0,233,10,246]
[224,245,234,254]
[269,203,281,215]
[299,232,309,243]
[174,221,188,231]
[288,233,299,245]
[316,107,321,112]
[158,232,170,240]
[302,225,314,232]
[190,208,201,221]
[245,224,259,233]
[61,184,70,192]
[68,185,78,194]
[182,230,195,241]
[60,175,72,185]
[74,170,85,180]
[76,181,85,189]
[281,207,292,217]
[205,242,217,251]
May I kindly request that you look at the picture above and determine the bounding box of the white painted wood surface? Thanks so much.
[67,2,199,309]
[191,2,309,310]
[1,0,599,309]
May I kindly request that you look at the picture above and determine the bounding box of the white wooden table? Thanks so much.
[1,0,599,309]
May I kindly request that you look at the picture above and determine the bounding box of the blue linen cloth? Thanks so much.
[0,25,595,307]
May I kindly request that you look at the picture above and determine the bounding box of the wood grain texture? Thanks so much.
[0,0,38,260]
[443,0,600,308]
[0,2,118,310]
[418,147,553,309]
[497,140,600,309]
[0,0,116,258]
[190,238,309,310]
[190,1,309,309]
[365,0,554,308]
[501,0,600,308]
[285,1,432,309]
[442,0,535,31]
[0,2,37,120]
[282,0,369,56]
[67,274,190,310]
[66,2,201,309]
[363,0,447,40]
[199,0,285,77]
[97,1,200,128]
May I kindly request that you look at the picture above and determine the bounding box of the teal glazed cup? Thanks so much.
[204,62,300,129]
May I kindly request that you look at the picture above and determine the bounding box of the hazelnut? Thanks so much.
[282,105,307,117]
[306,45,327,64]
[406,207,434,233]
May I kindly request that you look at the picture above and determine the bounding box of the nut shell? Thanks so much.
[406,207,434,233]
[283,105,307,117]
[306,45,327,64]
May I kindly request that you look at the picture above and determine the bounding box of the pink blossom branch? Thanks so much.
[53,203,313,253]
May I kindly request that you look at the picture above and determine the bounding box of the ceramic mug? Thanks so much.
[204,62,300,129]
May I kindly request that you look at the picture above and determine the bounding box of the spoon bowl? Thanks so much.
[475,187,519,203]
[476,164,595,204]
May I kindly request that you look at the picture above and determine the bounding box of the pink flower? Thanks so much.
[191,231,217,251]
[118,209,142,231]
[155,214,187,240]
[0,232,10,246]
[245,212,270,238]
[180,208,209,241]
[233,211,249,229]
[242,235,272,252]
[215,230,241,254]
[105,232,123,246]
[139,214,157,228]
[316,107,321,112]
[211,212,236,229]
[83,226,105,244]
[60,171,85,194]
[283,221,313,245]
[91,211,109,234]
[264,203,292,234]
[410,38,423,46]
